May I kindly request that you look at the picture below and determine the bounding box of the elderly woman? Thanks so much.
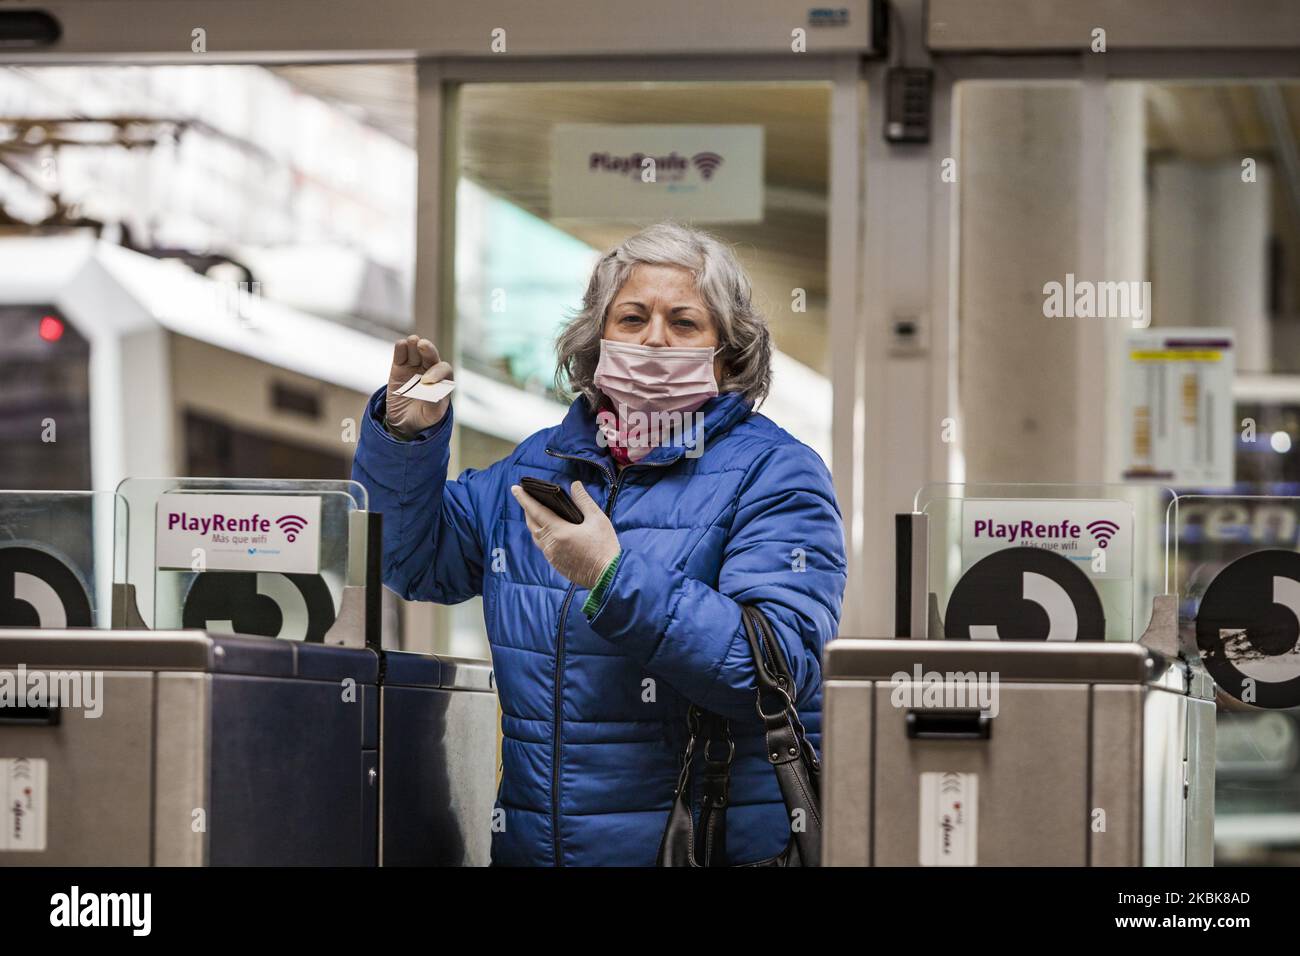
[351,221,846,866]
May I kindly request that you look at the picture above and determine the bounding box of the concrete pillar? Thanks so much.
[1150,159,1272,373]
[1101,81,1149,483]
[957,81,1146,483]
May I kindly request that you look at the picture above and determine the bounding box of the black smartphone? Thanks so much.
[520,476,585,524]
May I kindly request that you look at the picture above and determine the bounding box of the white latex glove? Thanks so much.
[386,334,453,438]
[511,480,621,589]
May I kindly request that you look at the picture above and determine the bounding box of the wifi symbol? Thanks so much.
[276,514,308,542]
[1087,519,1120,549]
[691,151,724,180]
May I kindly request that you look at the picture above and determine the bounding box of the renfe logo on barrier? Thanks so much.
[155,493,321,573]
[961,499,1133,580]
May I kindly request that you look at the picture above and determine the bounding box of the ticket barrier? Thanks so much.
[380,651,497,866]
[0,482,497,865]
[822,639,1216,865]
[0,629,380,864]
[821,484,1255,867]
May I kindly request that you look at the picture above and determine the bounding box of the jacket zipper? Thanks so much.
[537,400,729,863]
[544,450,618,866]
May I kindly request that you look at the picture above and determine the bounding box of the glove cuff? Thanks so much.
[581,550,623,617]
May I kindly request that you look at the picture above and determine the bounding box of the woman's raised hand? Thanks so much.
[386,335,453,438]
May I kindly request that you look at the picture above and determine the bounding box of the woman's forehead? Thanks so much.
[616,264,704,303]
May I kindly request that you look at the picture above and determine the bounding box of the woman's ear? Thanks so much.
[712,349,729,386]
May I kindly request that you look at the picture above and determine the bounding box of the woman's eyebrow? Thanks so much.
[612,300,702,315]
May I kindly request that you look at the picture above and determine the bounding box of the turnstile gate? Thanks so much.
[821,640,1216,866]
[0,629,497,865]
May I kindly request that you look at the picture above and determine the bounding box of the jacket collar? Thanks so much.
[546,391,752,471]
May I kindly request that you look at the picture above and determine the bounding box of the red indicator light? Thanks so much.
[38,315,63,342]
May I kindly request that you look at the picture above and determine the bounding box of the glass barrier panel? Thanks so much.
[1170,493,1300,863]
[1171,494,1300,710]
[914,483,1176,643]
[0,490,126,630]
[115,478,367,639]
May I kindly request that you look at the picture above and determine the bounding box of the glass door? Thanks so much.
[445,78,837,657]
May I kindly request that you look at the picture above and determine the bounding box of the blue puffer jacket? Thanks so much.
[351,384,847,866]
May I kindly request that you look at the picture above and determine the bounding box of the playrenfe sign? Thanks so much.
[971,518,1084,544]
[155,493,321,574]
[551,124,763,222]
[961,499,1133,581]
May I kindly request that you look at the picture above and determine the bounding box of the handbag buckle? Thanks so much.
[703,727,735,767]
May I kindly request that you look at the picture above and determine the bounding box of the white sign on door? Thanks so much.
[550,124,764,222]
[155,493,321,574]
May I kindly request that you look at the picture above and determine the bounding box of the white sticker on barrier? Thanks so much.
[919,771,977,866]
[2,757,48,851]
[156,493,322,574]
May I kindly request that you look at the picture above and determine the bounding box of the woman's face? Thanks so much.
[603,264,727,383]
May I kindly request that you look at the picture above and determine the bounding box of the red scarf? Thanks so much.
[597,409,652,465]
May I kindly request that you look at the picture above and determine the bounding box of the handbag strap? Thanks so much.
[656,703,732,867]
[697,709,732,867]
[740,606,823,861]
[740,605,820,773]
[657,604,821,866]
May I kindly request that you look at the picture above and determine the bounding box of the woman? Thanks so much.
[352,221,846,866]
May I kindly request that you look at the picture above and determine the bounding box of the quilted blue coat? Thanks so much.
[351,385,847,865]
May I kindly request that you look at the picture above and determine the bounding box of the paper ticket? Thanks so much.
[396,374,455,404]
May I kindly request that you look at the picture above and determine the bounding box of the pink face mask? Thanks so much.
[593,339,720,463]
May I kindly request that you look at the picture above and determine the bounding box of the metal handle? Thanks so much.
[905,709,991,740]
[0,704,61,726]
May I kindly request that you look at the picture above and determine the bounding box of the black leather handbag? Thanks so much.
[656,604,822,867]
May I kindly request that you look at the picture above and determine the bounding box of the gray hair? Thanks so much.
[555,221,773,409]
